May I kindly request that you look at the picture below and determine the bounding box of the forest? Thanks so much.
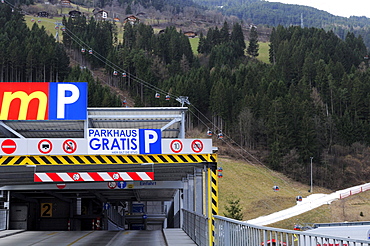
[193,0,370,49]
[2,3,370,190]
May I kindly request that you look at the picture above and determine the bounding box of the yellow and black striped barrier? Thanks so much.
[0,153,217,165]
[208,167,219,246]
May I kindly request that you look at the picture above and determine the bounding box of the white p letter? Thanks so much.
[144,130,158,153]
[57,84,80,118]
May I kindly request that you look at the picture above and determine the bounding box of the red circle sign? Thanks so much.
[38,139,52,154]
[191,140,203,153]
[63,139,77,154]
[56,183,66,189]
[107,182,117,189]
[170,140,183,153]
[1,139,17,154]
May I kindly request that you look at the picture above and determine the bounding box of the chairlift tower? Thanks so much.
[176,96,190,107]
[175,96,190,139]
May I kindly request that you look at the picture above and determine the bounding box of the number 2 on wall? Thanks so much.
[41,203,52,217]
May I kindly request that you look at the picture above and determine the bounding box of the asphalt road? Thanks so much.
[0,230,167,246]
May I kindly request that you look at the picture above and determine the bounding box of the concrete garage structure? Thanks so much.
[0,83,218,245]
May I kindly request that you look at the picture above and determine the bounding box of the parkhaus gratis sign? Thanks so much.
[88,128,162,155]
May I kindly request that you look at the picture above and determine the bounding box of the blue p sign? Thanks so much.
[139,129,161,154]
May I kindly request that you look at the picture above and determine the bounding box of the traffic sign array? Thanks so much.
[0,154,217,165]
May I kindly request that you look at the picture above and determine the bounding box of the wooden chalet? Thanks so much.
[61,0,71,8]
[184,31,197,38]
[69,10,81,18]
[124,15,139,25]
[37,11,49,18]
[93,9,108,20]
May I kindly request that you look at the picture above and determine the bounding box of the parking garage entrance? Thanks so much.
[0,106,218,245]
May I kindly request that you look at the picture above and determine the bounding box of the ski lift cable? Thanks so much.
[10,5,303,197]
[65,31,171,96]
[189,105,300,195]
[64,21,295,193]
[63,30,166,94]
[3,2,178,100]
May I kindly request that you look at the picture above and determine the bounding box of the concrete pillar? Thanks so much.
[194,168,203,214]
[183,178,189,210]
[187,174,194,211]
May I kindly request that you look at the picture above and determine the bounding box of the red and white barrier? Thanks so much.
[34,172,154,182]
[339,183,370,199]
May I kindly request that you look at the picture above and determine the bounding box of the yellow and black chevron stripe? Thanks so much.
[208,167,218,246]
[0,154,217,165]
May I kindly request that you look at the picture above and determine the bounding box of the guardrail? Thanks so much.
[0,209,7,230]
[182,209,208,246]
[214,215,370,246]
[105,206,124,229]
[339,183,370,199]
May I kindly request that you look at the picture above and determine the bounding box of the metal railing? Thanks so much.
[105,206,124,229]
[182,209,208,246]
[0,209,7,230]
[214,215,370,246]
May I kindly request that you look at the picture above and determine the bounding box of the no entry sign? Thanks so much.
[1,139,16,154]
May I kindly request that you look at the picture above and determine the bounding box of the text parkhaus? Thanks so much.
[89,129,138,151]
[87,129,162,154]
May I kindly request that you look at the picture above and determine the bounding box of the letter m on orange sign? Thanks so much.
[0,82,87,120]
[0,83,49,120]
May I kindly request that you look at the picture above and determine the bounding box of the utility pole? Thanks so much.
[310,157,313,193]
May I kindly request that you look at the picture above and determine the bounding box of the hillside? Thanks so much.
[218,155,370,230]
[3,3,370,230]
[193,0,370,49]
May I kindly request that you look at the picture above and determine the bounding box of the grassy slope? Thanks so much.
[190,37,270,63]
[218,156,370,230]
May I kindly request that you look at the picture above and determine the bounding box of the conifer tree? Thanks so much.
[247,26,259,57]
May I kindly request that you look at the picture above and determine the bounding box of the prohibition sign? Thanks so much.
[107,182,117,189]
[1,139,16,154]
[63,139,77,154]
[38,139,52,154]
[191,140,203,153]
[170,139,183,153]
